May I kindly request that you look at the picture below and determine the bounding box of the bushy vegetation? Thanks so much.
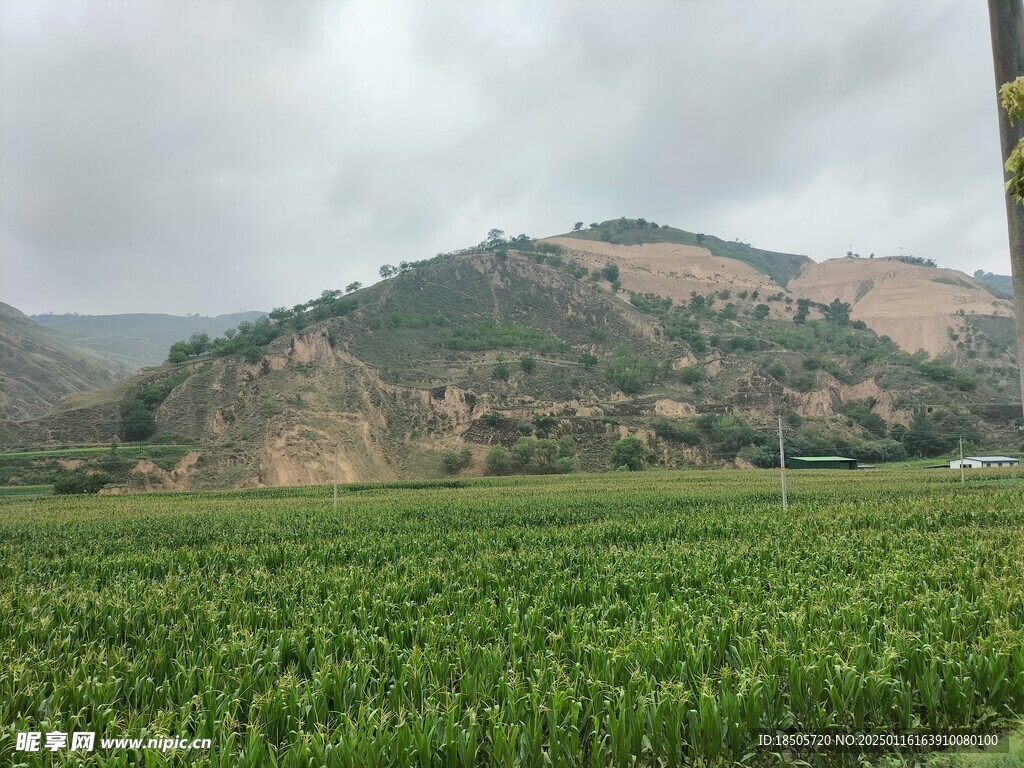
[120,368,194,442]
[663,312,707,353]
[485,436,575,475]
[440,448,473,475]
[695,413,763,459]
[610,436,647,470]
[442,322,565,352]
[366,313,449,330]
[836,400,888,439]
[628,292,673,316]
[918,360,978,391]
[52,469,110,494]
[899,406,982,459]
[605,347,669,394]
[896,254,937,268]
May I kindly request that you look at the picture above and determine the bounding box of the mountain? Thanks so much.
[2,221,1018,489]
[0,302,131,422]
[31,311,267,371]
[973,270,1014,298]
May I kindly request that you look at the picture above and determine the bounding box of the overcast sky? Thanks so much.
[0,0,1014,316]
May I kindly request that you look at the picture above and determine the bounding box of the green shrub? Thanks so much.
[440,448,473,475]
[629,292,673,315]
[610,437,646,471]
[532,415,558,436]
[918,361,956,381]
[120,400,156,442]
[484,446,512,475]
[53,470,110,495]
[606,348,666,394]
[837,400,888,439]
[765,363,787,382]
[504,437,573,475]
[479,413,504,428]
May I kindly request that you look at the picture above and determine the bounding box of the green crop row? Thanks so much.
[1,469,1022,766]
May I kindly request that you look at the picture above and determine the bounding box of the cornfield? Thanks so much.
[1,469,1022,766]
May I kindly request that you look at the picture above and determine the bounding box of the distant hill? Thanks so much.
[556,218,812,286]
[0,302,131,422]
[973,270,1014,299]
[31,311,267,371]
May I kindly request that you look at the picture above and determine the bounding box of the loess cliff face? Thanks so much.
[145,327,486,489]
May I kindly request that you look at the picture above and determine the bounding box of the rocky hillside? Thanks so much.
[0,302,131,422]
[2,220,1018,489]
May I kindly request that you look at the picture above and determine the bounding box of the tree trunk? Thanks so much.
[988,0,1024,420]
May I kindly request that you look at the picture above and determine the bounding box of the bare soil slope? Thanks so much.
[788,257,1015,356]
[544,237,790,315]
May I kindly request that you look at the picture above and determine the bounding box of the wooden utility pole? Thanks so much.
[987,0,1024,419]
[778,415,788,511]
[959,437,966,484]
[333,444,338,513]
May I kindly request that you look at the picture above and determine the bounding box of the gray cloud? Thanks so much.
[0,0,1012,315]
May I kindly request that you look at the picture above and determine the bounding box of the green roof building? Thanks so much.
[787,456,858,470]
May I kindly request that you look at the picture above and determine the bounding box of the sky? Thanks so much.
[0,0,1014,316]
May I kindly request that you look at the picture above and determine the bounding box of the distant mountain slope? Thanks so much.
[557,219,812,285]
[31,311,267,370]
[789,257,1015,357]
[0,302,131,422]
[973,270,1014,298]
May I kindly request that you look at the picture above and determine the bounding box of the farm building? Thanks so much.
[949,456,1019,469]
[788,456,858,470]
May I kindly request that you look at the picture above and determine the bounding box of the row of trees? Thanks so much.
[447,435,654,476]
[485,436,576,475]
[168,291,358,364]
[376,230,565,282]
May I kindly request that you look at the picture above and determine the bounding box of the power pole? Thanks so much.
[778,415,789,511]
[959,437,966,484]
[987,0,1024,420]
[333,444,338,513]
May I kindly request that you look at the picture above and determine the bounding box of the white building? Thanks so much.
[949,456,1020,469]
